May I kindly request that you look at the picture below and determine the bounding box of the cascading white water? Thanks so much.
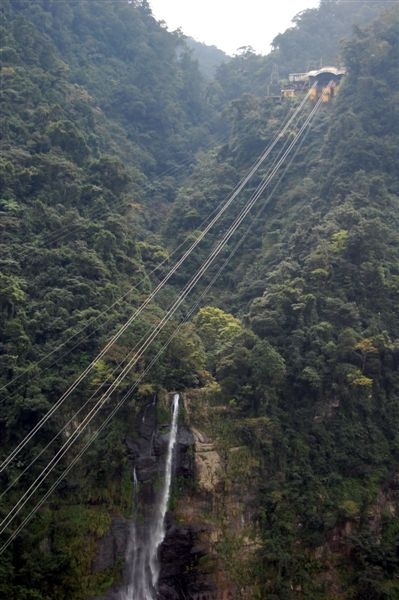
[122,393,180,600]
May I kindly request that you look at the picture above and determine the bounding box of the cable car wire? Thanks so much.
[0,90,312,474]
[0,94,323,546]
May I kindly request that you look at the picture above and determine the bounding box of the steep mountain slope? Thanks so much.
[0,0,210,443]
[0,2,212,597]
[244,10,399,598]
[168,6,399,598]
[1,1,398,599]
[3,0,212,174]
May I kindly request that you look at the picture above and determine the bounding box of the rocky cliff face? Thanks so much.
[91,393,260,600]
[91,397,210,600]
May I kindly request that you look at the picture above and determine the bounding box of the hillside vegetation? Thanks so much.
[0,1,398,598]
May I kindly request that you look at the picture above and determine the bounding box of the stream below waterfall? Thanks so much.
[121,393,180,600]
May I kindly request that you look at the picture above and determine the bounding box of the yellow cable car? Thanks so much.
[322,86,331,103]
[281,88,296,99]
[309,87,318,102]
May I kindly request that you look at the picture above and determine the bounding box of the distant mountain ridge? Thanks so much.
[185,36,229,78]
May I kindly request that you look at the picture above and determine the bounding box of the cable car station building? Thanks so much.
[282,66,346,102]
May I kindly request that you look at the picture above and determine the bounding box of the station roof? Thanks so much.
[289,66,346,83]
[307,66,346,78]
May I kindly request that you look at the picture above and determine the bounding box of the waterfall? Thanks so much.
[122,393,180,600]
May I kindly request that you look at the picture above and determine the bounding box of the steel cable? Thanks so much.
[0,90,312,474]
[0,96,323,554]
[0,94,322,544]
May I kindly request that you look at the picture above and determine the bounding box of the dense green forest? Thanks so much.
[0,0,398,598]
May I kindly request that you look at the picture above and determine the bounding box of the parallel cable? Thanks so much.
[0,98,314,499]
[0,99,313,500]
[1,95,320,518]
[0,235,187,394]
[0,130,250,397]
[0,281,214,555]
[0,96,323,554]
[0,90,312,474]
[198,102,318,304]
[0,95,322,544]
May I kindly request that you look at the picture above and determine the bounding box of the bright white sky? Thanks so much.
[149,0,320,55]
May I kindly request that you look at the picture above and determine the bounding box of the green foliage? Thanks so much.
[0,0,216,594]
[195,305,243,354]
[0,274,26,317]
[1,0,399,598]
[168,4,399,597]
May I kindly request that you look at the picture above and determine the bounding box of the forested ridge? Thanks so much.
[0,1,398,599]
